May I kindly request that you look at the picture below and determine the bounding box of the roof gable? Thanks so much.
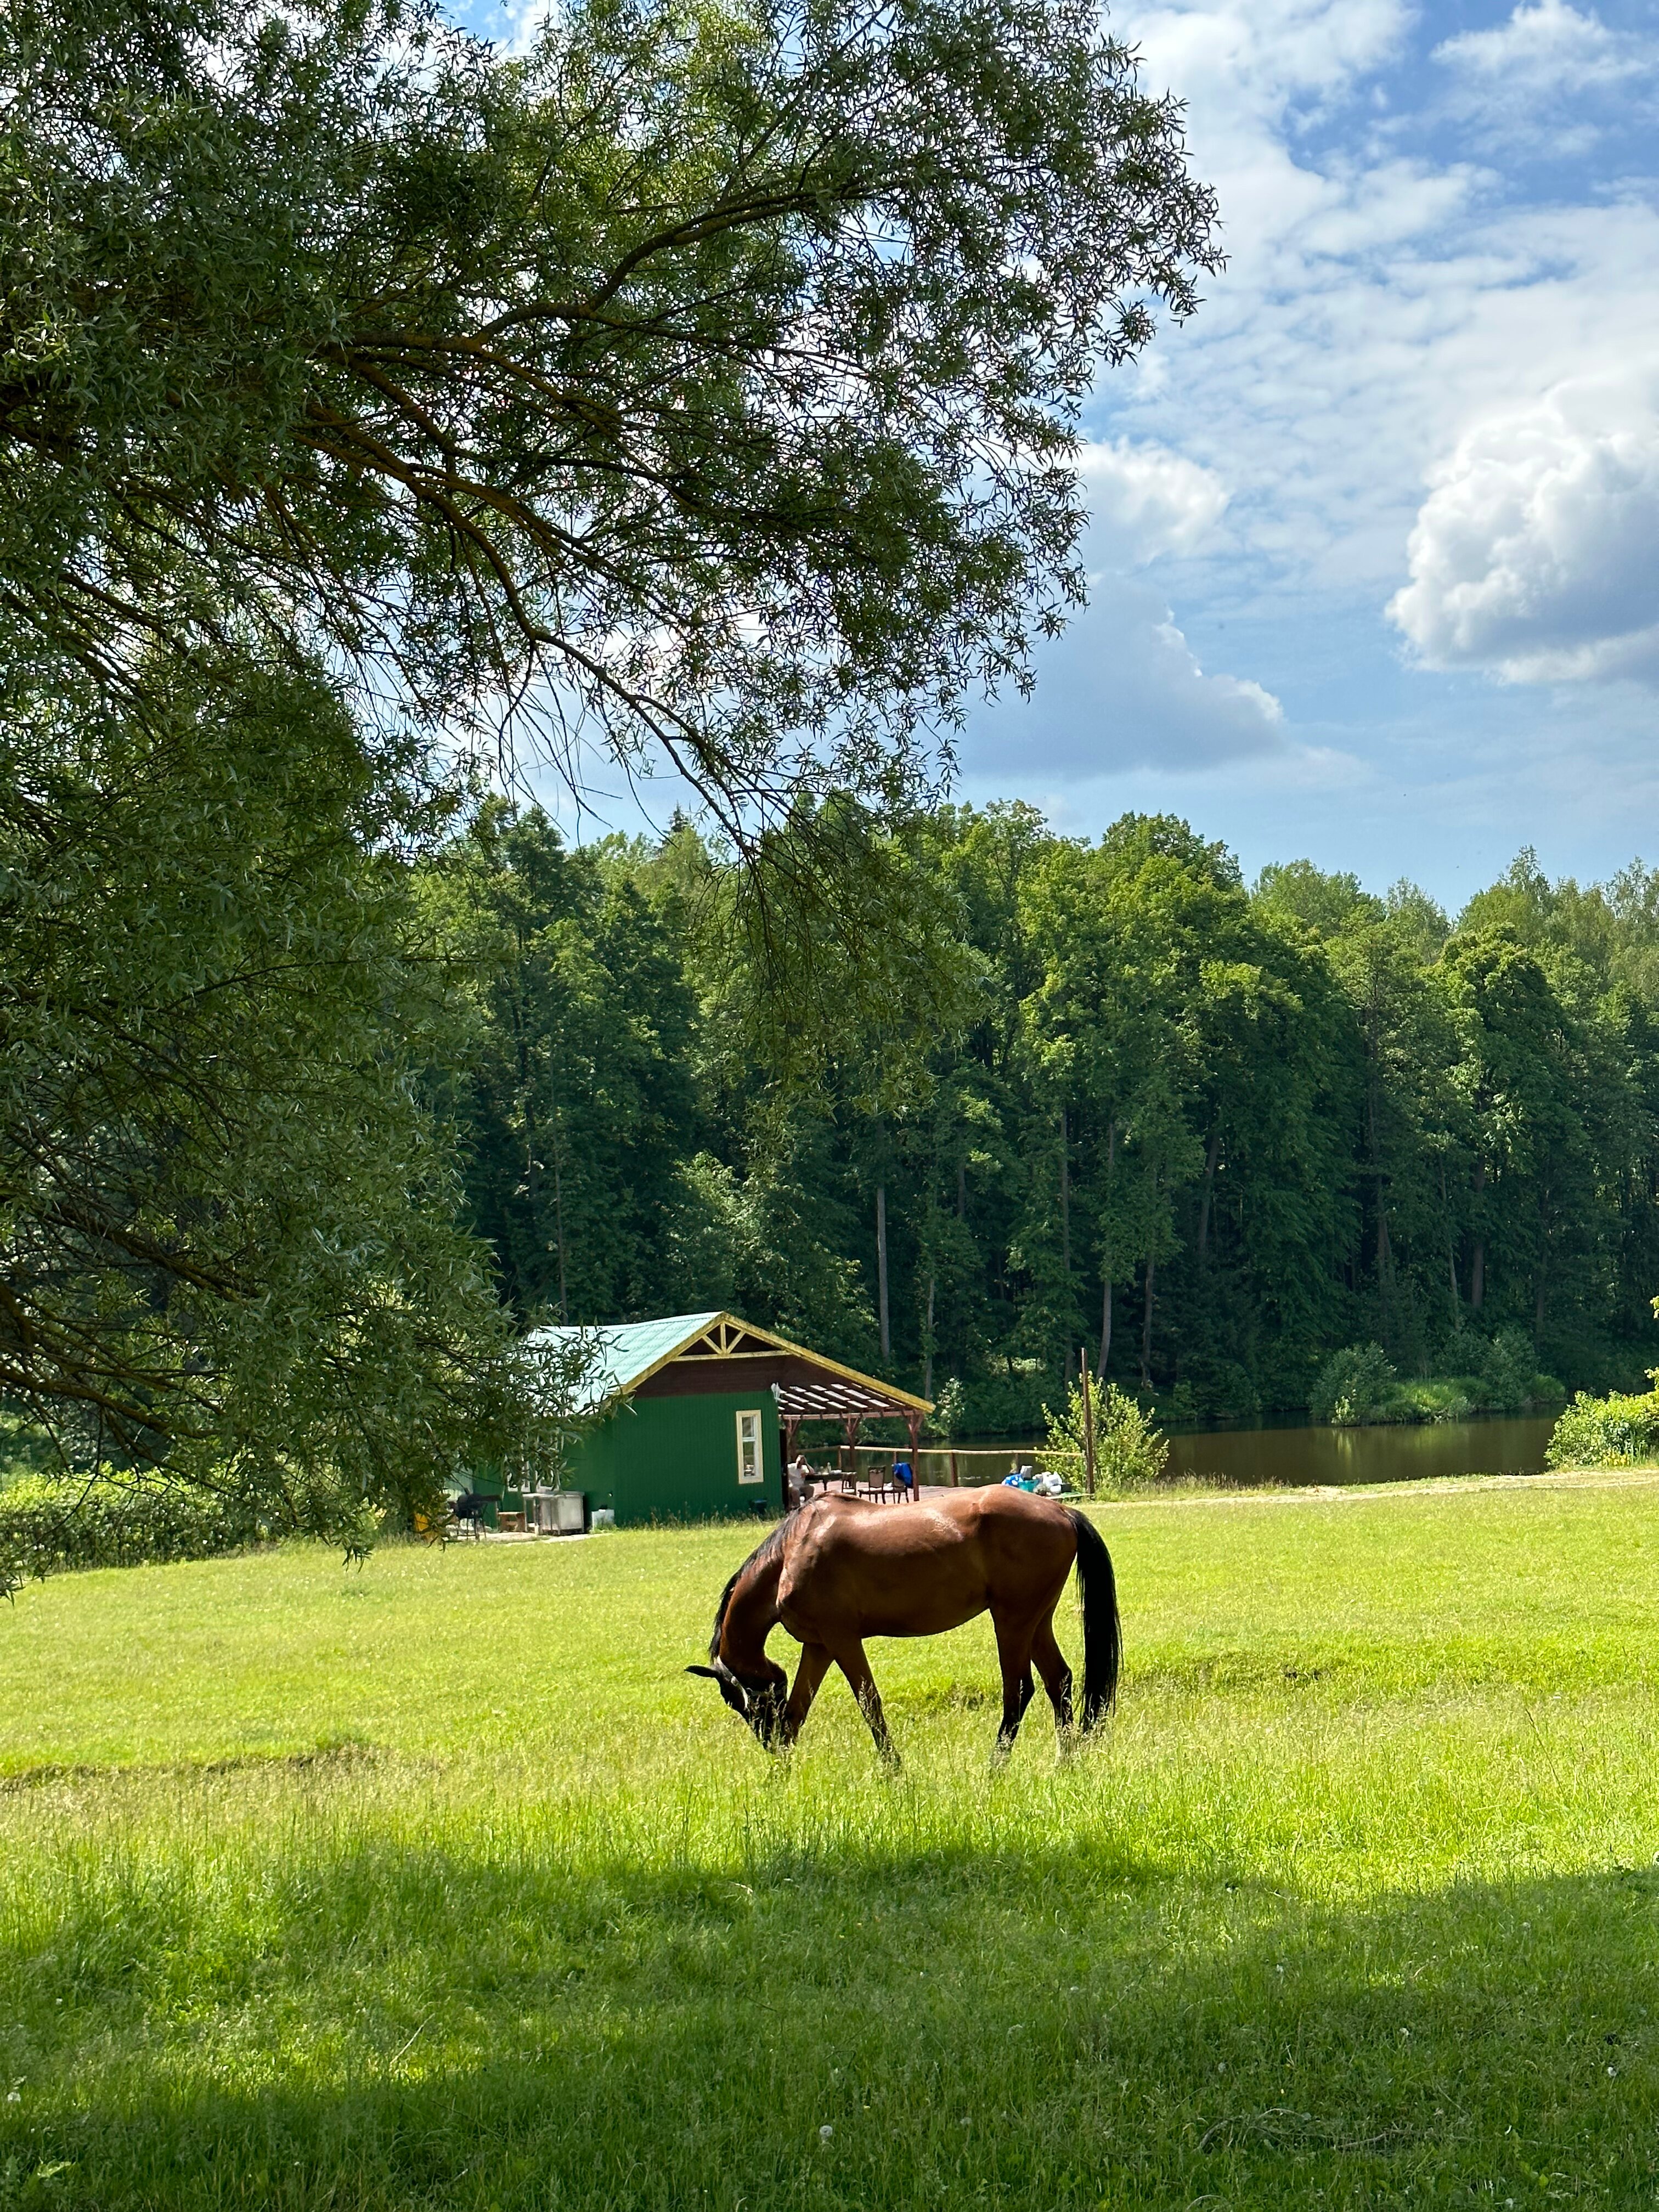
[527,1310,931,1417]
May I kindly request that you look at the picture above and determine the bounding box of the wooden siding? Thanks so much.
[560,1388,782,1526]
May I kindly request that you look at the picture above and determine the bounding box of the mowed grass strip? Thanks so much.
[3,1479,1658,2210]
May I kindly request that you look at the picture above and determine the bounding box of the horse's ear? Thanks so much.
[685,1664,720,1678]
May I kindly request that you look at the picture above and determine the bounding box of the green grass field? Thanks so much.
[4,1475,1659,2210]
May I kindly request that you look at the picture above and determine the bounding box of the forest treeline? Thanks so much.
[433,804,1659,1432]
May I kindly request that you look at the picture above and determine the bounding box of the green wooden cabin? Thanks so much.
[521,1311,932,1527]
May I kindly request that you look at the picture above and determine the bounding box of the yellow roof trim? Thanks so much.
[627,1311,933,1415]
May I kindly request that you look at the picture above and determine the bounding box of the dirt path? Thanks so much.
[917,1465,1659,1512]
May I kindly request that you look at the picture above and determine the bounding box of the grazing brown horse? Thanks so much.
[687,1488,1120,1762]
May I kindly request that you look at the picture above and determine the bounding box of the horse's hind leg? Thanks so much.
[833,1639,899,1766]
[1031,1612,1075,1741]
[991,1615,1037,1763]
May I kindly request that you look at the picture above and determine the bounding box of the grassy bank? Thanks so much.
[3,1477,1659,2208]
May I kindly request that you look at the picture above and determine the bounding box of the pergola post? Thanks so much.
[841,1414,862,1485]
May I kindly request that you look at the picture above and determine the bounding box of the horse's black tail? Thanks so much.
[1068,1509,1121,1729]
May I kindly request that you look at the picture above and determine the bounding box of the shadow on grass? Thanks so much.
[4,1833,1658,2210]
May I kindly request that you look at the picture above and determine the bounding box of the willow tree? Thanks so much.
[0,0,1218,1491]
[6,0,1218,796]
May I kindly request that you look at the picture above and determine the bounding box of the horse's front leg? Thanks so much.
[834,1639,899,1767]
[780,1641,832,1748]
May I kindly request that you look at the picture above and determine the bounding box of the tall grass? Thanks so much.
[3,1478,1659,2208]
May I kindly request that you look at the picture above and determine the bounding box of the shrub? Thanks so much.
[1545,1382,1659,1470]
[1475,1328,1537,1415]
[1310,1344,1397,1425]
[928,1378,967,1439]
[1391,1378,1476,1424]
[1204,1359,1261,1423]
[1042,1379,1169,1492]
[0,1471,272,1599]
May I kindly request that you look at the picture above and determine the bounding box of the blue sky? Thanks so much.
[468,0,1659,908]
[958,0,1659,905]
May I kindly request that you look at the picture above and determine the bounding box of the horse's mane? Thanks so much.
[709,1511,798,1661]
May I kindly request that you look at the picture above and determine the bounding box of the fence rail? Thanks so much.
[827,1442,1056,1488]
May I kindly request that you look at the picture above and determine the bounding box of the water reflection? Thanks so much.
[911,1414,1558,1490]
[1161,1413,1556,1488]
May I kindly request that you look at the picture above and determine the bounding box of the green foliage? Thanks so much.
[928,1378,968,1438]
[1311,1334,1566,1427]
[0,1409,56,1481]
[1383,1378,1476,1424]
[1310,1342,1398,1425]
[1043,1376,1170,1489]
[1547,1381,1659,1469]
[0,0,1220,1527]
[0,663,594,1524]
[0,1471,280,1598]
[3,0,1219,825]
[1476,1326,1542,1415]
[434,802,1659,1425]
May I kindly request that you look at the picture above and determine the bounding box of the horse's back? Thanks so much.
[774,1489,1075,1642]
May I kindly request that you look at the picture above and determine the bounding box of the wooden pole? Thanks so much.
[905,1412,923,1503]
[1080,1346,1097,1500]
[842,1415,862,1489]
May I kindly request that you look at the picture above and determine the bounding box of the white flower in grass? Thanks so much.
[819,2125,833,2143]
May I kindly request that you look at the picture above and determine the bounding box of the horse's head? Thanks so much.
[686,1656,789,1748]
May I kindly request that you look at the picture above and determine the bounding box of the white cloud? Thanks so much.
[967,575,1285,775]
[1389,366,1659,684]
[1075,441,1231,563]
[1434,0,1654,101]
[962,447,1280,774]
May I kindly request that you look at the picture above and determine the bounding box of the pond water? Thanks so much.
[1160,1413,1556,1488]
[905,1413,1558,1490]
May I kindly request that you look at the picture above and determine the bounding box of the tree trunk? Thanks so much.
[1470,1159,1486,1311]
[1059,1108,1074,1387]
[1440,1159,1461,1333]
[1536,1186,1550,1336]
[923,1269,936,1401]
[1196,1125,1220,1262]
[1368,1080,1390,1283]
[549,1113,569,1323]
[1097,1120,1116,1380]
[1140,1252,1155,1392]
[1059,1108,1071,1276]
[876,1184,890,1361]
[957,1160,967,1219]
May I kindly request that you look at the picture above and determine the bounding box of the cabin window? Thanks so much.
[736,1409,763,1483]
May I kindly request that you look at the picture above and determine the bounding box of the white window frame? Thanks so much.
[735,1408,764,1484]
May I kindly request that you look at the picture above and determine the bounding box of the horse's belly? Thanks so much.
[778,1575,988,1645]
[860,1596,986,1639]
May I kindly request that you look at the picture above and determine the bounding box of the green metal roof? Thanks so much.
[529,1312,720,1410]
